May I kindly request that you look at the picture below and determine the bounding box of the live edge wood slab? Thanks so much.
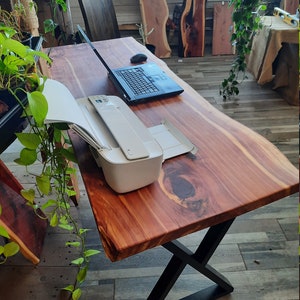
[139,0,171,58]
[0,160,47,264]
[47,37,299,262]
[179,0,206,57]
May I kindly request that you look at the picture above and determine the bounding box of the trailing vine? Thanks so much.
[13,79,100,300]
[0,21,99,298]
[220,0,266,100]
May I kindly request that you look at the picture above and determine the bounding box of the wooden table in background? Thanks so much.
[247,16,298,105]
[48,37,298,299]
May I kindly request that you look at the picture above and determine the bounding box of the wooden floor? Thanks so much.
[0,51,298,300]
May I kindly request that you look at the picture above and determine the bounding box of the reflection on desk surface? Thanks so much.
[49,37,299,262]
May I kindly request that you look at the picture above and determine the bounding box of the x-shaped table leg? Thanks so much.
[148,218,235,300]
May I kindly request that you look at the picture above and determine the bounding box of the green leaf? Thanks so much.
[41,199,57,210]
[36,174,51,195]
[66,167,76,175]
[58,224,74,231]
[27,91,48,126]
[0,226,10,239]
[15,148,37,166]
[3,38,28,59]
[84,249,100,258]
[60,215,68,225]
[15,132,41,149]
[50,212,58,227]
[60,202,71,210]
[71,257,84,265]
[60,148,77,163]
[0,26,17,38]
[260,4,267,11]
[72,288,82,300]
[62,285,74,292]
[79,228,90,235]
[28,50,52,64]
[76,267,87,284]
[53,127,62,143]
[43,19,57,34]
[3,242,20,257]
[66,188,77,197]
[56,0,68,11]
[66,241,81,247]
[0,245,4,255]
[20,188,35,203]
[221,79,228,88]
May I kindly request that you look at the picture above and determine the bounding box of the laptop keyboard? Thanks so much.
[116,68,159,95]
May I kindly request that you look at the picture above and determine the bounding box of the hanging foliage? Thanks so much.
[220,0,266,100]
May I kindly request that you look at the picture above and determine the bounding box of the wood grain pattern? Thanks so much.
[48,37,298,262]
[78,0,120,41]
[284,0,298,13]
[139,0,171,58]
[179,0,206,57]
[0,160,23,194]
[212,2,234,55]
[0,180,47,264]
[0,51,298,299]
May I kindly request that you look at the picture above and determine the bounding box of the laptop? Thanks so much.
[77,25,184,104]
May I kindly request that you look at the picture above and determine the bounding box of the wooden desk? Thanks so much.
[48,37,298,299]
[247,16,298,105]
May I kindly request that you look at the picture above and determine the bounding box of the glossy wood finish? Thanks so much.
[0,51,298,299]
[78,0,120,41]
[48,37,298,262]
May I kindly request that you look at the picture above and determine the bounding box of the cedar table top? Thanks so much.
[48,37,299,261]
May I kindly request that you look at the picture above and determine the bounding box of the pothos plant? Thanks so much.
[0,206,20,264]
[0,25,99,299]
[43,0,68,35]
[220,0,267,100]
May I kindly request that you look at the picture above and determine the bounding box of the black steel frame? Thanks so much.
[148,218,236,300]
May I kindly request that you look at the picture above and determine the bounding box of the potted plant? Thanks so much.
[0,23,49,153]
[0,18,99,299]
[0,3,38,47]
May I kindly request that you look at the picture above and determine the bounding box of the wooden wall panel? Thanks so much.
[283,0,298,13]
[112,0,141,25]
[212,2,234,55]
[179,0,206,57]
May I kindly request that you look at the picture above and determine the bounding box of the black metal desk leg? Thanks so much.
[147,218,235,300]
